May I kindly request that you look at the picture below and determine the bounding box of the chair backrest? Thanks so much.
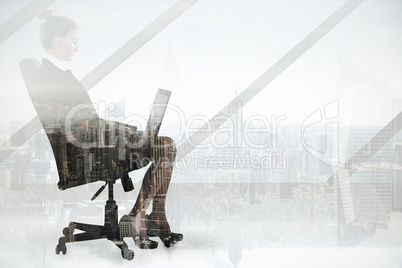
[18,58,134,192]
[19,58,84,190]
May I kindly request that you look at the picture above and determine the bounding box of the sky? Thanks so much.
[0,0,401,138]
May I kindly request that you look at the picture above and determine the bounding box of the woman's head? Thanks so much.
[39,13,79,61]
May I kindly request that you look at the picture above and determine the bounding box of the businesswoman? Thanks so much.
[34,11,182,251]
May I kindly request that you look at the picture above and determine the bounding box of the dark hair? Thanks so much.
[39,14,78,50]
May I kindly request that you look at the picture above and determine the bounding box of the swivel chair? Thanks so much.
[19,58,181,260]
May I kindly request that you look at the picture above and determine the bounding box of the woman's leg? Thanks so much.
[126,137,178,243]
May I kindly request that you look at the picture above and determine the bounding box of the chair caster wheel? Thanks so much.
[136,238,158,249]
[121,248,134,260]
[163,238,174,248]
[62,227,69,236]
[162,233,183,248]
[56,243,67,255]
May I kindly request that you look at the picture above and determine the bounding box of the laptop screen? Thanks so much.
[146,88,171,138]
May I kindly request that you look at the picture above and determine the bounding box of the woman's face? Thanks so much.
[59,28,79,61]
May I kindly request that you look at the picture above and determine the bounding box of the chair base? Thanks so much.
[56,200,135,260]
[55,200,183,260]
